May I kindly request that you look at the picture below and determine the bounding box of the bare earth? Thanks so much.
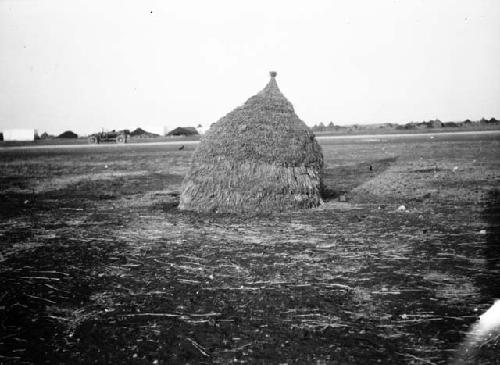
[0,132,499,364]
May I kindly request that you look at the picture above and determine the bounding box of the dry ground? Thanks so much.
[0,133,499,364]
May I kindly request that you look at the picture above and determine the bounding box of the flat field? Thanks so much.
[0,133,499,364]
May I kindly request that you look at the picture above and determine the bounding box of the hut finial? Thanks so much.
[270,71,277,78]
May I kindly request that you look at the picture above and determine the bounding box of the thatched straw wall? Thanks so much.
[179,72,323,213]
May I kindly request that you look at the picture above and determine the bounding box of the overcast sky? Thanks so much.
[0,0,499,135]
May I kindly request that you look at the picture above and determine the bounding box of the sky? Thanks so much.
[0,0,499,136]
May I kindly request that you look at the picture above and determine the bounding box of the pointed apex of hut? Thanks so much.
[257,71,284,99]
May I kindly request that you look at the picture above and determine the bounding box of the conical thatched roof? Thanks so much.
[179,72,323,213]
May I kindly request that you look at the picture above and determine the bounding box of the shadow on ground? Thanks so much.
[321,157,397,201]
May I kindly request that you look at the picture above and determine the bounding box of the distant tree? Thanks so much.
[131,128,148,136]
[443,122,458,128]
[327,121,335,129]
[40,132,49,139]
[427,119,443,128]
[489,118,499,124]
[318,122,325,131]
[402,123,416,130]
[0,132,3,141]
[58,130,78,138]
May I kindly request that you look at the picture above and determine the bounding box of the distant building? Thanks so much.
[167,127,199,137]
[2,129,37,141]
[130,128,159,138]
[137,125,163,136]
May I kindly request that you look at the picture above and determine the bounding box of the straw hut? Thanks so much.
[179,71,323,213]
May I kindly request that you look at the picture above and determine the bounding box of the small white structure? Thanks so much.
[196,124,210,135]
[2,129,36,141]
